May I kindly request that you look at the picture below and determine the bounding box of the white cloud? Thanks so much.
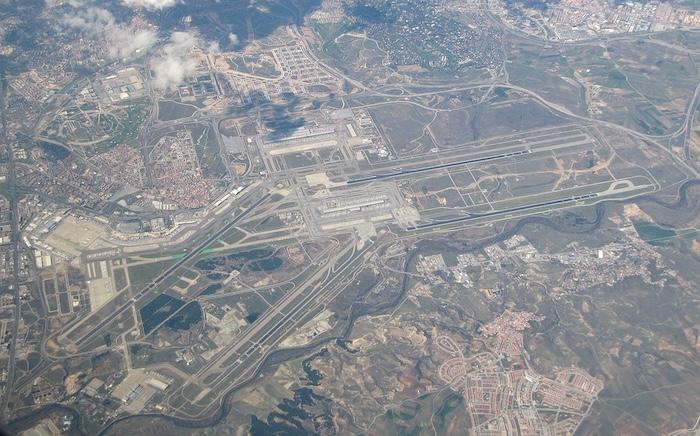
[228,33,239,46]
[207,41,221,54]
[60,6,157,59]
[121,0,180,10]
[61,6,113,31]
[54,0,217,91]
[110,29,158,58]
[150,31,199,91]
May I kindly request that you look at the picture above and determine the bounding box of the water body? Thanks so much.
[245,312,260,324]
[19,180,700,435]
[249,256,283,272]
[195,248,281,273]
[140,294,186,334]
[165,302,202,331]
[200,283,222,296]
[39,140,71,160]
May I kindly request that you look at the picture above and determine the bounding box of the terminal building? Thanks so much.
[262,126,338,156]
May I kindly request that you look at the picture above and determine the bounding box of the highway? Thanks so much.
[478,0,700,50]
[65,189,271,350]
[0,63,22,420]
[6,6,700,431]
[165,235,370,418]
[158,177,646,419]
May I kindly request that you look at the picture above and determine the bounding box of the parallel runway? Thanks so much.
[348,149,532,184]
[407,193,599,230]
[348,131,595,185]
[166,240,367,417]
[68,191,271,349]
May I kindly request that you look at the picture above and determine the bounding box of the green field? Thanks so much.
[158,100,198,121]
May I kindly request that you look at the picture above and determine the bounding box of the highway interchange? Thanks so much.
[2,6,700,429]
[40,112,662,420]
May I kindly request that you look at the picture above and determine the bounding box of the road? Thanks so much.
[164,235,369,418]
[479,0,700,49]
[487,81,700,179]
[477,0,700,176]
[49,187,271,356]
[0,68,22,420]
[6,4,700,430]
[678,81,700,167]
